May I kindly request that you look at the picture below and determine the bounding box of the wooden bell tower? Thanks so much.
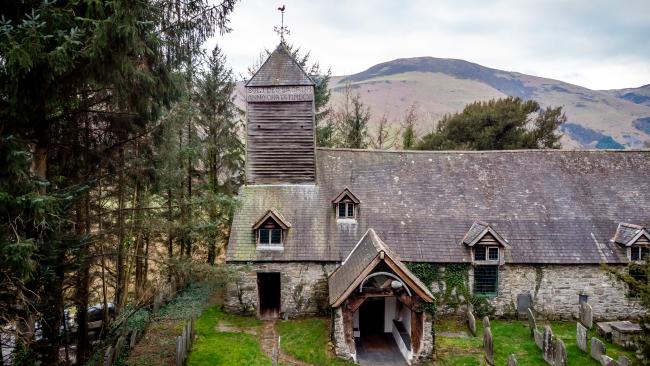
[245,44,316,184]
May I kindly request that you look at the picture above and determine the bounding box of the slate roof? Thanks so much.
[328,229,434,306]
[227,148,650,264]
[246,43,314,87]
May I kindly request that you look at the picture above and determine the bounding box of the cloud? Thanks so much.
[206,0,650,90]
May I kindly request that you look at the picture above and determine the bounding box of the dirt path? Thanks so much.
[258,320,311,366]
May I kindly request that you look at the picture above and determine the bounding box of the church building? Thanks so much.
[225,42,649,364]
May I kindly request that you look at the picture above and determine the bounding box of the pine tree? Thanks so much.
[333,83,370,149]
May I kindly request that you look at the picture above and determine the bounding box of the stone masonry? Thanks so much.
[465,264,644,320]
[225,262,337,317]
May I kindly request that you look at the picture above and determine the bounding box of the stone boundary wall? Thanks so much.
[225,262,337,317]
[471,264,644,320]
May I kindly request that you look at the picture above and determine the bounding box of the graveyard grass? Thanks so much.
[277,318,357,366]
[186,306,270,366]
[435,318,636,365]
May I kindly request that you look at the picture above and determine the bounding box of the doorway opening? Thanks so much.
[257,272,280,319]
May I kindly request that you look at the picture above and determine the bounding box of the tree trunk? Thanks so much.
[116,147,127,311]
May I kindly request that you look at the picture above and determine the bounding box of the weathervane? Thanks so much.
[274,5,290,43]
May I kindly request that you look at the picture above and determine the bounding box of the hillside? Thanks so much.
[328,57,650,149]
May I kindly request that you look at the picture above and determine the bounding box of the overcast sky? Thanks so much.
[205,0,650,90]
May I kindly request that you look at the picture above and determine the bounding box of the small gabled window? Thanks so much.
[252,209,290,248]
[332,188,360,220]
[631,246,650,261]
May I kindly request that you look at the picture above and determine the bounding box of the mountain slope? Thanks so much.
[329,57,650,149]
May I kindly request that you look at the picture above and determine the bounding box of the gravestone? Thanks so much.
[483,316,491,329]
[467,303,474,314]
[534,329,544,350]
[468,310,477,336]
[600,355,616,366]
[580,302,593,329]
[114,336,126,359]
[590,338,606,362]
[103,346,114,366]
[577,322,588,352]
[483,326,494,365]
[517,293,532,318]
[527,308,537,337]
[507,354,518,366]
[618,355,630,366]
[542,326,554,365]
[129,330,138,348]
[554,339,567,366]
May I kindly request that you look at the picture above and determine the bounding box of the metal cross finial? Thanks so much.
[274,5,290,43]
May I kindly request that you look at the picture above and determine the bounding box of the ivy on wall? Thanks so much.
[407,262,494,318]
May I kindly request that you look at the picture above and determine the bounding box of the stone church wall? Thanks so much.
[224,262,337,317]
[470,264,644,320]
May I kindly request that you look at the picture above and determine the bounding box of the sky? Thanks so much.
[204,0,650,90]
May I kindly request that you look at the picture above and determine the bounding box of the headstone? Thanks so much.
[483,316,491,329]
[554,339,567,366]
[517,293,532,318]
[617,355,630,366]
[580,302,593,329]
[468,311,477,336]
[534,329,544,350]
[542,326,555,365]
[596,322,613,341]
[114,336,126,358]
[103,346,114,366]
[577,322,588,352]
[129,330,138,348]
[590,337,606,362]
[483,326,494,365]
[527,308,537,337]
[599,355,616,366]
[507,354,518,366]
[467,303,474,314]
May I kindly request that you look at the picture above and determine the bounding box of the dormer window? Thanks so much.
[332,188,360,220]
[473,246,500,262]
[612,223,650,262]
[252,209,291,249]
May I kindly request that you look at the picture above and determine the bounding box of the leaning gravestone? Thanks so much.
[554,339,567,366]
[577,322,588,352]
[483,326,494,365]
[527,308,537,337]
[483,316,491,329]
[534,329,544,350]
[618,355,631,366]
[542,326,555,365]
[507,354,518,366]
[600,355,616,366]
[580,302,593,329]
[517,293,532,319]
[468,310,477,336]
[129,330,138,348]
[590,337,606,362]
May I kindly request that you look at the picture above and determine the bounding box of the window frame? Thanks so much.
[630,246,650,261]
[473,246,500,262]
[473,265,499,297]
[257,227,283,246]
[337,201,355,219]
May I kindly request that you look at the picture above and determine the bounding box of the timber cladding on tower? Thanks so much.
[225,42,650,364]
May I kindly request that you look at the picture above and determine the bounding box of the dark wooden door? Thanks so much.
[359,297,385,335]
[257,273,280,319]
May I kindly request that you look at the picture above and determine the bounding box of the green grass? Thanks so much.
[186,306,270,366]
[276,318,356,366]
[434,319,638,366]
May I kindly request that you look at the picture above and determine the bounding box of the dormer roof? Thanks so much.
[613,223,650,246]
[252,208,292,231]
[331,188,360,204]
[462,221,510,248]
[246,43,314,87]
